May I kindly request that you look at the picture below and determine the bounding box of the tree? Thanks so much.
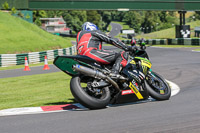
[157,11,178,30]
[63,10,87,32]
[86,11,101,29]
[98,11,112,30]
[2,1,9,10]
[46,10,64,18]
[33,10,47,26]
[123,11,144,33]
[194,11,200,20]
[111,11,127,21]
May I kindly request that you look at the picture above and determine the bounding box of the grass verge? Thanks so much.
[0,11,74,54]
[0,72,75,110]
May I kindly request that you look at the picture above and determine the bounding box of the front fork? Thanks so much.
[147,69,165,92]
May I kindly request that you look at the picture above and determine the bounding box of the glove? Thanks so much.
[127,46,137,52]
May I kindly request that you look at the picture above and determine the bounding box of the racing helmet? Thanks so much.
[82,22,98,31]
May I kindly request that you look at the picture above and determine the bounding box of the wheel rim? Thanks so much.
[147,73,169,95]
[79,76,108,100]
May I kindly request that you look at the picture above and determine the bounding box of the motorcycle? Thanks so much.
[53,42,171,109]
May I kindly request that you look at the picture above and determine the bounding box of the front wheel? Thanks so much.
[145,71,171,100]
[70,75,111,109]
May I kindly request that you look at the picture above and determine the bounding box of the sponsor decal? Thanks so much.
[141,60,152,68]
[129,82,144,99]
[121,89,134,95]
[130,60,136,64]
[160,90,164,94]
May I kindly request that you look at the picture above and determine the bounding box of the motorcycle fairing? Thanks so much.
[132,57,152,75]
[112,84,149,104]
[53,55,101,76]
[134,50,149,59]
[129,82,144,100]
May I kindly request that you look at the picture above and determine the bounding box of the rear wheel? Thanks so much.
[70,75,111,109]
[145,71,171,100]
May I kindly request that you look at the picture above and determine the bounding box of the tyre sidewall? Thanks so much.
[145,71,171,100]
[70,75,111,109]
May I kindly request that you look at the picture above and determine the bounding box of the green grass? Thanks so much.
[107,24,112,32]
[136,20,200,39]
[0,11,75,54]
[0,72,75,110]
[136,27,176,39]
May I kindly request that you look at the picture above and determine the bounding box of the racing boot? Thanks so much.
[110,57,123,79]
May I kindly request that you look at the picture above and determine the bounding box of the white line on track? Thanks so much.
[192,50,200,52]
[166,80,180,96]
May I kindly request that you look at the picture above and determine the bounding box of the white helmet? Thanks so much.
[82,22,99,31]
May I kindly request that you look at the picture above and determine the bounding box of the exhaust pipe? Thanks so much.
[73,64,120,91]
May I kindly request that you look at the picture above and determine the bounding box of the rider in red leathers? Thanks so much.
[76,22,133,77]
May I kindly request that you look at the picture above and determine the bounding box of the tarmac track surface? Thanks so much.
[1,47,200,133]
[108,23,122,37]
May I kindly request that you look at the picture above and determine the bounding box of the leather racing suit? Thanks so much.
[76,30,129,73]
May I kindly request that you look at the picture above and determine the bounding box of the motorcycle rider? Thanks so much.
[76,22,135,78]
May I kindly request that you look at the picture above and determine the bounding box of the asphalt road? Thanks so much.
[1,47,200,133]
[109,23,122,37]
[0,65,59,78]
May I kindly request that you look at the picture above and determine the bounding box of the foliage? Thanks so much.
[1,1,9,10]
[194,11,200,19]
[157,11,178,30]
[65,10,87,32]
[101,11,178,34]
[33,10,47,26]
[2,2,17,15]
[32,10,179,34]
[10,7,17,15]
[123,11,144,32]
[87,11,101,26]
[98,11,112,30]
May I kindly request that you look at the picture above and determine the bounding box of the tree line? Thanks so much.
[33,10,181,34]
[2,2,199,34]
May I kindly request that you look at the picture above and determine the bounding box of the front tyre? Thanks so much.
[145,71,171,100]
[70,75,111,109]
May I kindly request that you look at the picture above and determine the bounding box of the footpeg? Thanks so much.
[91,80,110,88]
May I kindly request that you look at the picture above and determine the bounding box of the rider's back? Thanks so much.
[76,30,103,55]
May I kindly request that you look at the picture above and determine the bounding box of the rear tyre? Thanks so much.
[70,75,111,109]
[145,71,171,100]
